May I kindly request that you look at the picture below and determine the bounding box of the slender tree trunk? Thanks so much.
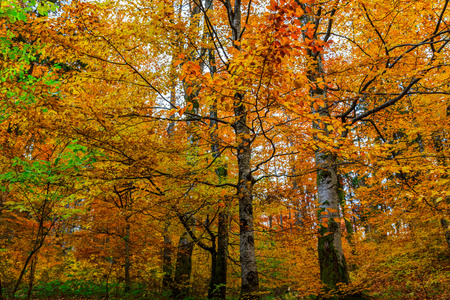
[208,250,217,298]
[441,219,450,250]
[174,4,201,295]
[13,247,38,296]
[207,10,229,294]
[338,175,356,256]
[173,231,194,299]
[12,217,47,297]
[279,214,283,232]
[162,224,174,289]
[163,38,178,291]
[124,222,131,293]
[26,257,37,300]
[213,211,229,299]
[224,1,260,297]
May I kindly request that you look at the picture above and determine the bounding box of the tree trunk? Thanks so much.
[162,224,174,289]
[225,0,260,297]
[163,40,178,291]
[315,150,350,288]
[173,231,194,299]
[0,278,3,300]
[212,211,228,299]
[208,250,217,298]
[208,15,229,295]
[26,257,37,300]
[338,175,356,256]
[12,217,47,297]
[234,94,259,299]
[302,7,350,289]
[441,219,450,250]
[124,222,131,293]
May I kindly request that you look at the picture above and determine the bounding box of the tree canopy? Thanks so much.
[1,0,450,299]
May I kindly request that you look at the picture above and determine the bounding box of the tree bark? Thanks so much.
[234,94,259,299]
[223,0,260,298]
[301,6,350,290]
[124,221,131,293]
[172,231,194,299]
[338,175,356,256]
[212,211,228,299]
[208,250,217,298]
[12,211,50,297]
[26,257,37,300]
[441,219,450,250]
[162,224,174,289]
[207,10,229,294]
[315,148,350,288]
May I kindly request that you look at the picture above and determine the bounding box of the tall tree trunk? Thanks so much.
[301,4,350,290]
[173,231,194,299]
[207,4,229,293]
[223,0,260,297]
[234,95,259,299]
[163,37,178,291]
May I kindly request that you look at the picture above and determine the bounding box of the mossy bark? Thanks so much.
[300,5,350,291]
[316,161,350,289]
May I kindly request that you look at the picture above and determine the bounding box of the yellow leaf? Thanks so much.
[294,80,303,89]
[173,60,183,67]
[220,189,227,197]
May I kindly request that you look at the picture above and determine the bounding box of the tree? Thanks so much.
[2,0,450,299]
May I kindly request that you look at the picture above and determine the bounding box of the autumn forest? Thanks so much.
[1,0,450,299]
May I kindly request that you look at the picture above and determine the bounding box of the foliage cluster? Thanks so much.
[1,0,450,300]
